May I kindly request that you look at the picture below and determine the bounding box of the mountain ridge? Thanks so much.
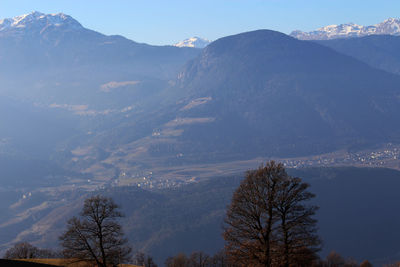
[0,11,83,32]
[165,29,400,157]
[316,35,400,75]
[291,18,400,40]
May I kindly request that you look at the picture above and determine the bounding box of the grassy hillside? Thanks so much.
[0,259,57,266]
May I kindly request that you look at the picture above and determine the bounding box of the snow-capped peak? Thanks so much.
[290,18,400,40]
[0,11,82,32]
[174,37,211,48]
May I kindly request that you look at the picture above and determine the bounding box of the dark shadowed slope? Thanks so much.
[7,167,400,265]
[144,30,400,160]
[82,167,400,265]
[316,35,400,75]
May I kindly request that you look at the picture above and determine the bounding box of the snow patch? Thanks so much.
[0,11,83,32]
[291,18,400,40]
[174,37,211,48]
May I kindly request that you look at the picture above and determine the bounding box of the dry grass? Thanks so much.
[18,258,140,267]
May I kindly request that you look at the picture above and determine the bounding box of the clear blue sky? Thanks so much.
[0,0,399,45]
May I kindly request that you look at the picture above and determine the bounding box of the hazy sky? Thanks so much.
[0,0,399,45]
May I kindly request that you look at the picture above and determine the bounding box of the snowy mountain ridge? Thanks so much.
[291,18,400,40]
[0,11,82,32]
[174,36,211,48]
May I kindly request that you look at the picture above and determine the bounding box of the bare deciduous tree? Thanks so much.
[59,195,132,267]
[275,175,320,266]
[134,252,158,267]
[359,260,373,267]
[165,253,189,267]
[313,251,373,267]
[223,161,320,267]
[4,242,38,259]
[325,251,345,266]
[189,251,210,267]
[208,250,230,267]
[4,242,60,259]
[165,251,236,267]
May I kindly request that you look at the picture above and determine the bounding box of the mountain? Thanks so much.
[69,29,400,182]
[148,30,400,159]
[0,12,201,108]
[316,35,400,75]
[0,11,201,164]
[291,18,400,40]
[2,15,400,180]
[174,37,211,48]
[0,11,82,32]
[3,13,400,175]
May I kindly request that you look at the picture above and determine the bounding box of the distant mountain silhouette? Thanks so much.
[316,35,400,75]
[291,18,400,40]
[0,12,201,164]
[0,12,200,109]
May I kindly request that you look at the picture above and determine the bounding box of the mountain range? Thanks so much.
[0,11,200,106]
[1,11,400,181]
[0,11,81,31]
[291,18,400,40]
[87,29,400,173]
[316,35,400,75]
[0,11,201,163]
